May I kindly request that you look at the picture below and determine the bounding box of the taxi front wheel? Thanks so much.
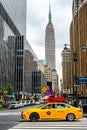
[66,113,75,121]
[30,112,39,122]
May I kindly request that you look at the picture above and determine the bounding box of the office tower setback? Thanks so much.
[45,4,56,69]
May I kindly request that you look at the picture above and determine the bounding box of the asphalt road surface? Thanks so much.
[0,109,21,130]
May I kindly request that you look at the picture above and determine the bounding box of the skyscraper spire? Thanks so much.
[49,3,52,24]
[45,3,55,69]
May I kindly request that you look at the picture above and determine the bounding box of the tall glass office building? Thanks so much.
[0,0,26,35]
[0,0,38,98]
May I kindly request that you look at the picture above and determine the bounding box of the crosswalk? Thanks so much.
[8,126,87,130]
[9,119,87,130]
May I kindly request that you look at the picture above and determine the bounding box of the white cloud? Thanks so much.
[26,0,72,81]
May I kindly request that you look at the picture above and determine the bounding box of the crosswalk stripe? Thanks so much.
[8,127,87,130]
[8,124,87,130]
[0,112,20,115]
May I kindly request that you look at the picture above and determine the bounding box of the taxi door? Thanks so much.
[55,107,69,120]
[41,107,56,120]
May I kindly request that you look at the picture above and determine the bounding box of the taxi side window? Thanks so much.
[55,104,68,108]
[42,106,48,109]
[47,104,55,109]
[52,104,55,108]
[56,104,63,108]
[42,105,53,109]
[45,104,55,109]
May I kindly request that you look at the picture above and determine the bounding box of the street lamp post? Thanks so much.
[73,44,87,107]
[73,52,78,107]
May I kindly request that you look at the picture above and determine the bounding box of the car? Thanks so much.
[22,100,28,107]
[21,102,83,122]
[18,101,23,108]
[26,100,32,106]
[31,100,35,105]
[9,101,20,109]
[35,100,41,105]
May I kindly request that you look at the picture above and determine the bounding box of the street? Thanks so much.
[0,108,21,130]
[0,107,87,130]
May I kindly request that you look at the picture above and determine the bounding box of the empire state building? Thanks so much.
[45,4,56,69]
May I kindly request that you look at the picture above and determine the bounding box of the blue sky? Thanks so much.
[26,0,72,80]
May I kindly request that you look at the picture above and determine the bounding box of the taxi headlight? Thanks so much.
[22,111,26,114]
[22,110,29,114]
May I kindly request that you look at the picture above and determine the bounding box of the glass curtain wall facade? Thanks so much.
[0,1,38,98]
[0,0,26,35]
[32,71,47,95]
[15,36,24,97]
[0,3,18,88]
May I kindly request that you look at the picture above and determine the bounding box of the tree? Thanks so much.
[7,84,13,95]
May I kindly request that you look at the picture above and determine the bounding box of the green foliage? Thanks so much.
[0,86,3,95]
[0,84,14,95]
[6,84,13,95]
[0,104,3,109]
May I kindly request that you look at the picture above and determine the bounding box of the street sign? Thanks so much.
[3,89,8,95]
[42,86,48,93]
[77,77,87,84]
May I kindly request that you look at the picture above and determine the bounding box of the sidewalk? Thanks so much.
[83,114,87,117]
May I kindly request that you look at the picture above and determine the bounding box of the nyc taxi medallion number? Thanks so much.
[47,111,51,115]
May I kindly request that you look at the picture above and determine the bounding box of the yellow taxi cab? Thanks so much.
[21,102,83,122]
